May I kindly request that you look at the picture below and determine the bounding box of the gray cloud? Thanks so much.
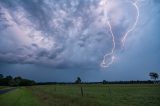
[0,0,160,82]
[0,0,159,70]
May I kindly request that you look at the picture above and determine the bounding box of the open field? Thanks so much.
[0,84,160,106]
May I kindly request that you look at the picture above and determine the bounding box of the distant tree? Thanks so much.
[75,77,81,84]
[149,72,159,83]
[14,76,22,86]
[0,74,3,79]
[0,75,36,86]
[5,75,13,80]
[0,74,4,85]
[19,79,35,86]
[1,75,13,85]
[102,80,107,84]
[8,79,16,86]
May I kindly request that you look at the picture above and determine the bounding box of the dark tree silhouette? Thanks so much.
[14,76,22,86]
[75,77,81,84]
[0,74,35,86]
[0,74,3,79]
[5,76,13,80]
[149,72,159,83]
[102,80,107,84]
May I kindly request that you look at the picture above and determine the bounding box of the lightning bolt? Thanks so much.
[100,0,115,67]
[121,0,140,47]
[101,0,140,68]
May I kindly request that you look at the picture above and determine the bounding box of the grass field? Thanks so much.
[0,84,160,106]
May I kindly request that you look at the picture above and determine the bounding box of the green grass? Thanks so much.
[0,84,160,106]
[29,84,160,106]
[0,87,41,106]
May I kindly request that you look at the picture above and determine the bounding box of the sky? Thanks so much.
[0,0,160,82]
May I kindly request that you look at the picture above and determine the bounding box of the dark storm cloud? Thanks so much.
[0,0,159,74]
[0,0,116,69]
[0,0,160,81]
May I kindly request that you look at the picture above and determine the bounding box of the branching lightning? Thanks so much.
[101,0,140,68]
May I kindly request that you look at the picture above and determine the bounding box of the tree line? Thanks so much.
[0,72,159,86]
[0,74,35,86]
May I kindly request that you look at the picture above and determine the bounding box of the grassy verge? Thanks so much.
[0,87,41,106]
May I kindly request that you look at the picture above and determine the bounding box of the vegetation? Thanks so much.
[36,80,156,85]
[0,74,35,86]
[1,84,160,106]
[0,87,41,106]
[0,86,8,89]
[149,72,159,83]
[0,73,160,106]
[0,74,3,79]
[75,77,81,84]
